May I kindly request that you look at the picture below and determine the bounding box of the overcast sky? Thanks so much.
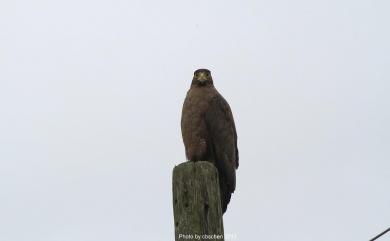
[1,1,389,241]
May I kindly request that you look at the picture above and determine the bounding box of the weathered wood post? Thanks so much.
[172,161,224,241]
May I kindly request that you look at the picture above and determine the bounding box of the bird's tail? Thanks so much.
[219,177,232,214]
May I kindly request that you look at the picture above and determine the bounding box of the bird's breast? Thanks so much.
[181,88,215,161]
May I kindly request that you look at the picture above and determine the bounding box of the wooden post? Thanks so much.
[172,161,224,241]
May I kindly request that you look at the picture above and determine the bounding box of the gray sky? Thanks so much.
[1,0,389,241]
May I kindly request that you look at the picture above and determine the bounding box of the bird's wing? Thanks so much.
[205,94,238,192]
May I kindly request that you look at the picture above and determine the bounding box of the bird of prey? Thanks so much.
[181,69,239,214]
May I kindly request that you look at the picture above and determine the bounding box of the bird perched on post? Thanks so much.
[181,69,239,214]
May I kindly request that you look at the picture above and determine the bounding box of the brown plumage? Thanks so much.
[181,69,239,214]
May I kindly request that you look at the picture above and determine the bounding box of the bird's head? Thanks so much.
[192,69,213,86]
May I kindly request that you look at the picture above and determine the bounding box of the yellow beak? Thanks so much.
[197,72,207,82]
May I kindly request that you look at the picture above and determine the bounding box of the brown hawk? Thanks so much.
[181,69,239,214]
